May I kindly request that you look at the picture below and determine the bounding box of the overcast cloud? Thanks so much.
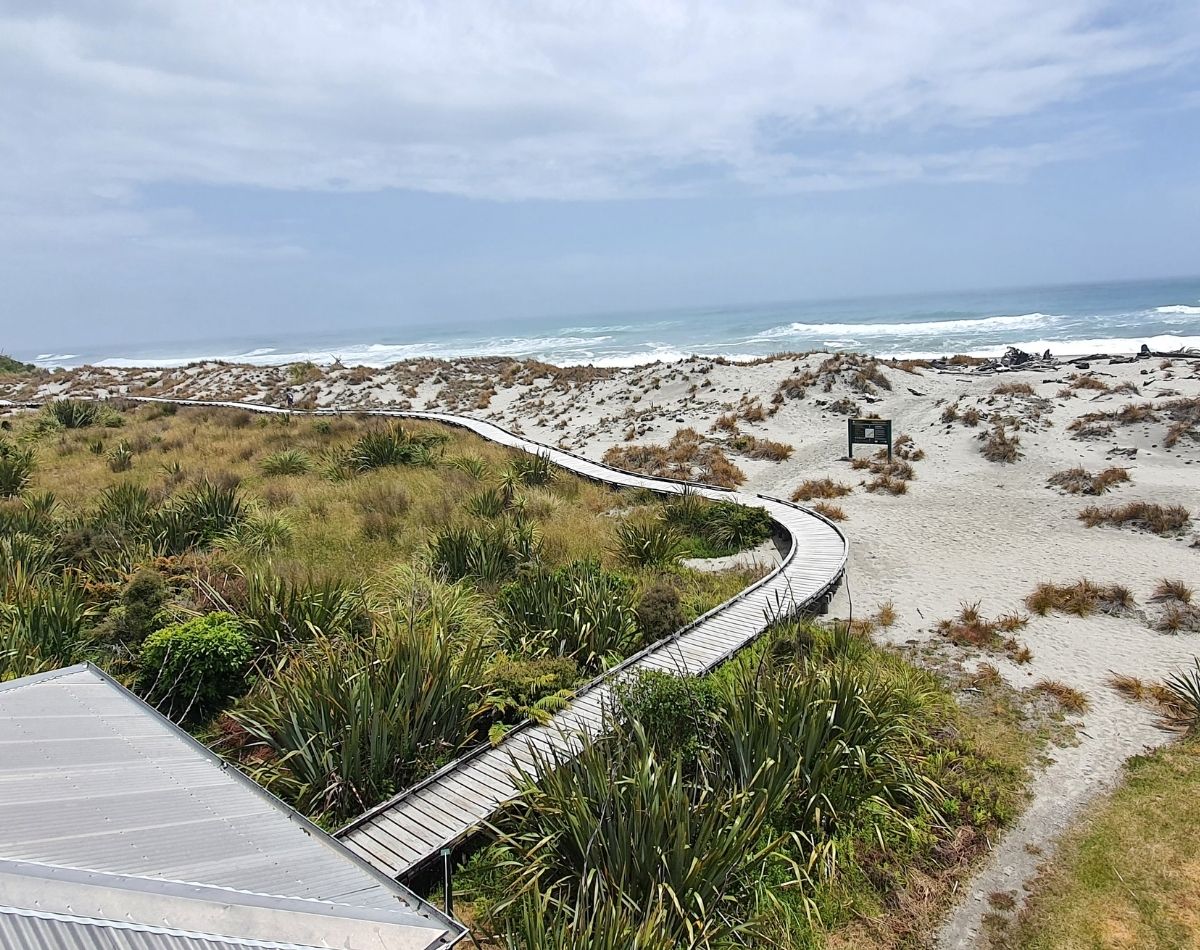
[1,1,1198,351]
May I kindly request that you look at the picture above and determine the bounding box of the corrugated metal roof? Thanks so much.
[0,666,465,949]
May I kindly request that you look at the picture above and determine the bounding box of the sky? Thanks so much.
[2,0,1199,355]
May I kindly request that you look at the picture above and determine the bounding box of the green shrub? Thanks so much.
[664,496,772,556]
[260,449,312,476]
[1,577,92,680]
[615,516,685,568]
[107,442,134,472]
[139,612,253,720]
[0,440,35,497]
[635,582,685,642]
[488,656,580,710]
[242,573,369,647]
[45,398,101,429]
[153,481,246,554]
[93,569,169,648]
[341,424,446,473]
[507,452,556,487]
[614,670,720,762]
[496,560,637,671]
[429,518,540,586]
[231,625,487,822]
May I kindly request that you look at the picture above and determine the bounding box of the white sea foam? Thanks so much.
[1155,304,1200,315]
[746,311,1054,341]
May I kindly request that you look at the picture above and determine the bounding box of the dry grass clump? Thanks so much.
[1067,374,1110,392]
[993,381,1035,396]
[1078,501,1191,536]
[791,478,852,502]
[865,474,908,495]
[940,402,959,423]
[827,397,860,416]
[1025,580,1135,617]
[727,433,793,461]
[979,423,1021,463]
[810,501,847,522]
[1151,579,1194,605]
[1161,396,1200,448]
[936,602,1032,663]
[1153,604,1200,634]
[961,407,982,427]
[712,413,739,433]
[1046,465,1130,495]
[876,600,897,627]
[892,433,925,461]
[775,370,817,400]
[602,428,746,488]
[1031,680,1089,714]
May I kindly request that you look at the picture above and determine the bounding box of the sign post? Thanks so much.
[848,418,892,460]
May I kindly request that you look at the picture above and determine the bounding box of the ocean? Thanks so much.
[32,275,1200,370]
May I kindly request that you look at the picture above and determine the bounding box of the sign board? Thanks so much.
[848,418,892,459]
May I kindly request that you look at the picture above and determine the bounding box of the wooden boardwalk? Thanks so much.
[124,398,847,882]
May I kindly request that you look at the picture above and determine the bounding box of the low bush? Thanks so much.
[139,612,253,721]
[1031,679,1089,714]
[727,433,793,461]
[107,442,134,472]
[341,424,446,473]
[993,381,1035,396]
[614,670,721,762]
[635,582,686,642]
[45,398,102,429]
[243,573,369,647]
[92,569,169,648]
[429,518,541,585]
[1152,579,1194,605]
[663,495,772,556]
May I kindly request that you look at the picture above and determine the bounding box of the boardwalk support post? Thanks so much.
[441,847,453,916]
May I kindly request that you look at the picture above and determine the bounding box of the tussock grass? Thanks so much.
[810,501,847,522]
[1151,578,1194,605]
[1025,580,1135,617]
[1046,465,1130,495]
[892,433,925,461]
[1031,680,1089,714]
[865,474,908,495]
[936,602,1032,663]
[1078,501,1191,536]
[979,423,1021,463]
[791,478,852,502]
[993,382,1035,396]
[961,406,982,427]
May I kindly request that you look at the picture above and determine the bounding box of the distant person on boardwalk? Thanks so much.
[285,391,294,410]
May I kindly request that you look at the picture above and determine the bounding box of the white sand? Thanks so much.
[7,349,1200,943]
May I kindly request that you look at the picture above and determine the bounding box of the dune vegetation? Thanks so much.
[0,399,765,826]
[454,620,1040,948]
